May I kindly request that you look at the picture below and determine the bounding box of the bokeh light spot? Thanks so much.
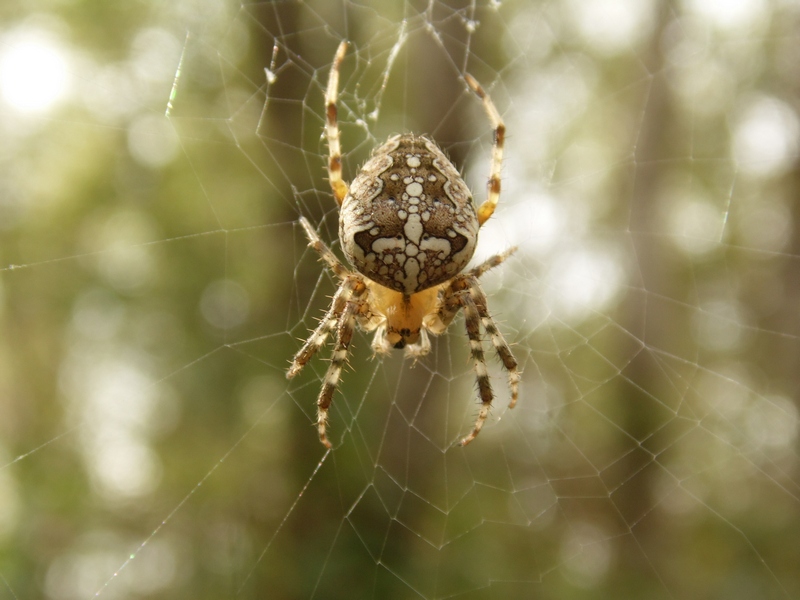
[0,30,70,113]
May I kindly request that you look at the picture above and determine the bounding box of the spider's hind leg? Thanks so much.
[324,41,349,206]
[465,74,505,227]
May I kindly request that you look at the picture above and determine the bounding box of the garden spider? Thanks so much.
[288,41,519,448]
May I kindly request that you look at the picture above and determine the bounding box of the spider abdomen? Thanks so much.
[340,134,479,296]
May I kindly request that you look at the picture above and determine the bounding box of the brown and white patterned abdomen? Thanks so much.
[339,134,479,296]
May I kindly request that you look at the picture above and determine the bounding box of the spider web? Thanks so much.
[2,0,800,598]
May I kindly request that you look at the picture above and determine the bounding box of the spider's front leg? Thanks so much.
[469,277,520,408]
[287,275,355,379]
[464,249,520,408]
[287,218,352,379]
[433,250,520,446]
[316,278,366,448]
[456,275,520,445]
[459,288,494,446]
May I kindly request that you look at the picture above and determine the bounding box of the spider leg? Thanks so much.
[325,41,349,206]
[287,316,336,380]
[424,282,462,336]
[466,246,517,279]
[299,216,348,279]
[432,254,518,444]
[459,289,494,446]
[465,74,505,227]
[287,275,356,379]
[468,277,520,408]
[317,280,364,448]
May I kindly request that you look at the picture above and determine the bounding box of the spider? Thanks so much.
[288,41,520,448]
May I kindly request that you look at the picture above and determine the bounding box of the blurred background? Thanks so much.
[1,0,799,598]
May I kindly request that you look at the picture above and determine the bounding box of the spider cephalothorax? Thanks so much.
[288,41,520,448]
